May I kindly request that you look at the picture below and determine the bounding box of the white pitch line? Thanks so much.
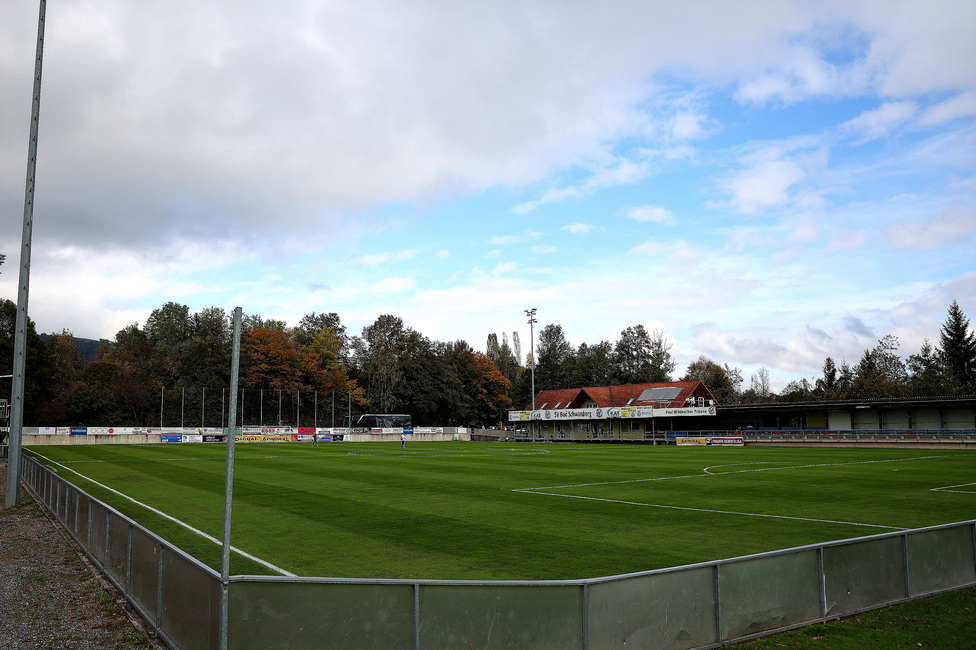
[931,482,976,494]
[515,489,907,530]
[27,450,294,577]
[514,455,959,530]
[525,455,954,491]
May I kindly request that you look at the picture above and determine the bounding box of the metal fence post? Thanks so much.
[817,547,826,622]
[413,583,421,650]
[157,544,165,632]
[902,532,911,597]
[580,583,589,650]
[713,564,722,644]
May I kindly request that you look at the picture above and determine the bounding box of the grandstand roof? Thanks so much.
[527,381,718,411]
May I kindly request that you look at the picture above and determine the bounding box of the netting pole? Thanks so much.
[5,0,46,508]
[219,307,242,650]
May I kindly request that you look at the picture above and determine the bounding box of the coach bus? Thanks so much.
[349,413,411,429]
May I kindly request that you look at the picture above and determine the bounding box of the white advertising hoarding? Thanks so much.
[509,405,715,421]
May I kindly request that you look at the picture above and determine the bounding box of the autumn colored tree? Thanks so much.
[243,327,306,391]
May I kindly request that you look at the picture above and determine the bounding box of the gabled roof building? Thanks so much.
[509,381,720,443]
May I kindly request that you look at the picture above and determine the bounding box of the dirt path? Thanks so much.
[0,457,163,649]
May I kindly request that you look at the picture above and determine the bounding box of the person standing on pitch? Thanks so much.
[313,431,318,447]
[401,432,406,450]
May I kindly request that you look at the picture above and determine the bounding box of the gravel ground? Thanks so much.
[0,457,164,649]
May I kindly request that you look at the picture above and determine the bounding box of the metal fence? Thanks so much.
[21,454,976,650]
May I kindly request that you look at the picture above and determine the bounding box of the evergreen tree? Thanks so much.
[938,300,976,391]
[907,337,954,396]
[534,324,573,392]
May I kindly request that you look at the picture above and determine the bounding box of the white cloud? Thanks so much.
[436,249,450,259]
[487,235,521,245]
[625,205,674,224]
[828,229,869,251]
[843,101,917,141]
[371,277,416,294]
[920,90,976,125]
[358,250,418,265]
[561,222,596,234]
[532,245,557,254]
[485,249,501,258]
[727,153,806,214]
[629,238,697,260]
[885,209,976,251]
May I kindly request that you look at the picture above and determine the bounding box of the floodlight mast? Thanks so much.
[525,308,537,438]
[6,0,46,509]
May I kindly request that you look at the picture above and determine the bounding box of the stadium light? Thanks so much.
[5,0,46,509]
[525,308,537,416]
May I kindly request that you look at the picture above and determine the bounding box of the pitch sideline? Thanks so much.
[25,450,295,577]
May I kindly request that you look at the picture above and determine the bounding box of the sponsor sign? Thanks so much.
[183,434,204,443]
[161,434,182,443]
[202,434,225,443]
[509,405,716,422]
[37,427,56,435]
[414,427,443,434]
[70,427,87,435]
[56,427,72,435]
[710,436,744,446]
[654,406,716,417]
[619,406,654,418]
[676,437,708,445]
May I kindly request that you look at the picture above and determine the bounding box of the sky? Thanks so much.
[1,0,974,391]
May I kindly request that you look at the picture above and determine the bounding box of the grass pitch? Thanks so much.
[25,442,976,581]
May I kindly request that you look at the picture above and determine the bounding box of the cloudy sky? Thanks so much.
[1,0,974,390]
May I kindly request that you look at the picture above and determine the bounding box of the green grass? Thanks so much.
[730,585,976,649]
[25,442,976,581]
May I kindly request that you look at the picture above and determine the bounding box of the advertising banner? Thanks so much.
[56,427,72,435]
[710,436,744,446]
[654,406,716,417]
[202,434,226,443]
[414,427,443,434]
[161,434,182,443]
[510,405,717,421]
[183,434,204,443]
[70,427,87,435]
[37,427,56,435]
[676,437,708,445]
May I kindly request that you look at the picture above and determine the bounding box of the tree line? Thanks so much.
[1,295,973,428]
[0,300,514,428]
[491,302,976,407]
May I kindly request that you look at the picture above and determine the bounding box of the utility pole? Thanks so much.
[524,308,537,441]
[6,0,46,508]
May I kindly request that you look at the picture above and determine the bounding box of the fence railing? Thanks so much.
[21,453,976,650]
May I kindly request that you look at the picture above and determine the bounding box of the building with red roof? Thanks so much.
[509,381,720,442]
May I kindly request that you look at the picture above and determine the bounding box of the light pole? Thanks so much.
[524,308,537,433]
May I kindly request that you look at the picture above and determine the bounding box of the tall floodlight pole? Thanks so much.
[524,308,537,440]
[6,0,46,508]
[219,307,242,650]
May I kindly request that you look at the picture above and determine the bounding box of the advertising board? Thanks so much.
[710,436,744,446]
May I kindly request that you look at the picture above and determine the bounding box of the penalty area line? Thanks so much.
[26,450,294,577]
[513,488,906,530]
